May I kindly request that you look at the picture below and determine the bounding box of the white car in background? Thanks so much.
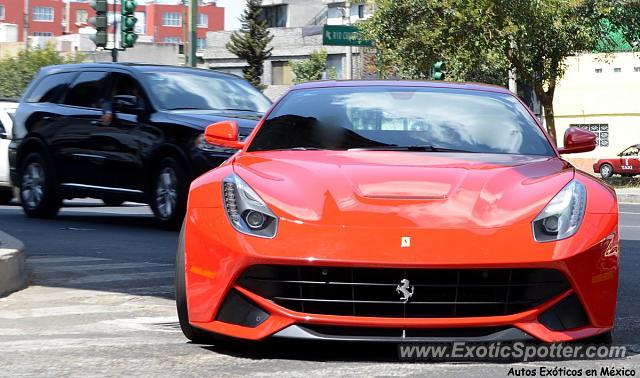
[0,99,18,204]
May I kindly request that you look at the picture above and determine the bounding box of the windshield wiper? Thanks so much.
[221,108,260,112]
[168,107,205,110]
[348,145,474,153]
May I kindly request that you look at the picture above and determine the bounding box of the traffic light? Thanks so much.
[432,61,446,80]
[89,0,108,48]
[121,0,138,49]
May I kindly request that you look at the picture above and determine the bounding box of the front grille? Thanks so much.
[237,265,570,318]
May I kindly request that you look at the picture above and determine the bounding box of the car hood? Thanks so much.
[232,151,574,229]
[166,109,262,135]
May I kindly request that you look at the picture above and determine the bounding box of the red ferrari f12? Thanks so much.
[177,81,618,344]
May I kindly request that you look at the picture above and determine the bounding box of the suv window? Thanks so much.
[63,71,109,109]
[27,72,76,103]
[107,73,147,113]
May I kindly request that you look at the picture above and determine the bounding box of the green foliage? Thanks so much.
[290,50,337,84]
[362,0,640,143]
[0,44,84,98]
[226,0,274,90]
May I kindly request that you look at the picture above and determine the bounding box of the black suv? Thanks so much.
[9,63,271,228]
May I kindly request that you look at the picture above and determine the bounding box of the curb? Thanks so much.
[0,230,27,298]
[618,194,640,204]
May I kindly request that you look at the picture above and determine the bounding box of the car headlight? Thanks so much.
[532,180,586,242]
[222,173,278,238]
[196,134,239,154]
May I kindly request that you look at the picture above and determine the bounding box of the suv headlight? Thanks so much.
[532,180,586,242]
[222,173,278,238]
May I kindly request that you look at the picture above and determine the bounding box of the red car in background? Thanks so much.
[593,144,640,178]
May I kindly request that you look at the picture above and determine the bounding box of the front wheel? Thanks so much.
[176,223,218,344]
[19,152,61,218]
[599,163,613,179]
[150,157,188,229]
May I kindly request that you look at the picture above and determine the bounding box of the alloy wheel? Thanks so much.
[155,167,178,220]
[21,162,45,209]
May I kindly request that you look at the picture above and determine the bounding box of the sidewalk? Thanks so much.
[0,230,27,297]
[616,188,640,204]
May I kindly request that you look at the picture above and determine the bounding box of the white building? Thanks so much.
[554,52,640,172]
[204,0,372,98]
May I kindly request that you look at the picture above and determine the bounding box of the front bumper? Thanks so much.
[184,208,619,343]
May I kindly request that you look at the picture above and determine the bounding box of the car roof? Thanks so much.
[291,80,513,95]
[38,62,240,79]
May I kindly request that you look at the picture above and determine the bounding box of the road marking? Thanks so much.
[0,337,183,352]
[620,225,640,228]
[619,212,640,215]
[27,256,110,264]
[34,262,172,273]
[44,270,174,285]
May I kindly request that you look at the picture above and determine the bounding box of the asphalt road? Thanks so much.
[0,199,638,377]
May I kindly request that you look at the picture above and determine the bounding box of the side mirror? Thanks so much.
[113,95,143,113]
[557,127,596,154]
[204,120,245,149]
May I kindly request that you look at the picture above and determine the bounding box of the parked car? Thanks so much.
[593,144,640,178]
[0,99,19,204]
[9,63,271,228]
[177,81,618,344]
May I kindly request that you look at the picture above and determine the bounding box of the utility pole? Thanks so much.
[112,0,118,62]
[344,1,352,79]
[508,40,517,94]
[23,0,30,50]
[188,0,197,67]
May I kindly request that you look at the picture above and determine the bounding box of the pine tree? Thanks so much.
[226,0,273,90]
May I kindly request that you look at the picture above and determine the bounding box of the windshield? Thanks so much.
[143,71,272,113]
[247,86,554,156]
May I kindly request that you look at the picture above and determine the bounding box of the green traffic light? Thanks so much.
[121,16,137,31]
[121,32,138,48]
[122,0,137,15]
[432,61,446,80]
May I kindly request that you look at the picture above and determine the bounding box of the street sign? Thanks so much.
[323,25,372,47]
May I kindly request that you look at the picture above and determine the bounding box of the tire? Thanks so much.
[0,189,13,205]
[19,152,62,218]
[599,163,614,179]
[150,156,188,230]
[102,199,125,207]
[176,222,217,344]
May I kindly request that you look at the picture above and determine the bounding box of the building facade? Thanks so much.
[553,52,640,172]
[0,0,65,41]
[204,0,372,95]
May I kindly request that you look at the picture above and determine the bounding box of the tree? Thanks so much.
[290,50,337,84]
[0,44,84,98]
[226,0,273,90]
[362,0,640,144]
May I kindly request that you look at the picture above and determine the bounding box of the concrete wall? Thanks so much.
[204,26,364,84]
[84,42,181,65]
[0,42,24,59]
[553,52,640,171]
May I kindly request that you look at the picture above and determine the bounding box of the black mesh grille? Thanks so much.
[237,265,570,318]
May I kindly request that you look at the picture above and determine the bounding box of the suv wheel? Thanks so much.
[150,157,188,229]
[20,152,61,218]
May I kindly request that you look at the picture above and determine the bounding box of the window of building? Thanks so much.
[272,61,293,85]
[594,68,602,73]
[162,37,181,44]
[64,71,109,109]
[0,5,5,20]
[260,5,287,28]
[570,124,609,147]
[358,4,365,19]
[162,12,182,27]
[197,38,207,50]
[76,9,88,23]
[635,67,640,73]
[33,32,54,37]
[33,6,54,22]
[614,67,621,73]
[197,13,208,28]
